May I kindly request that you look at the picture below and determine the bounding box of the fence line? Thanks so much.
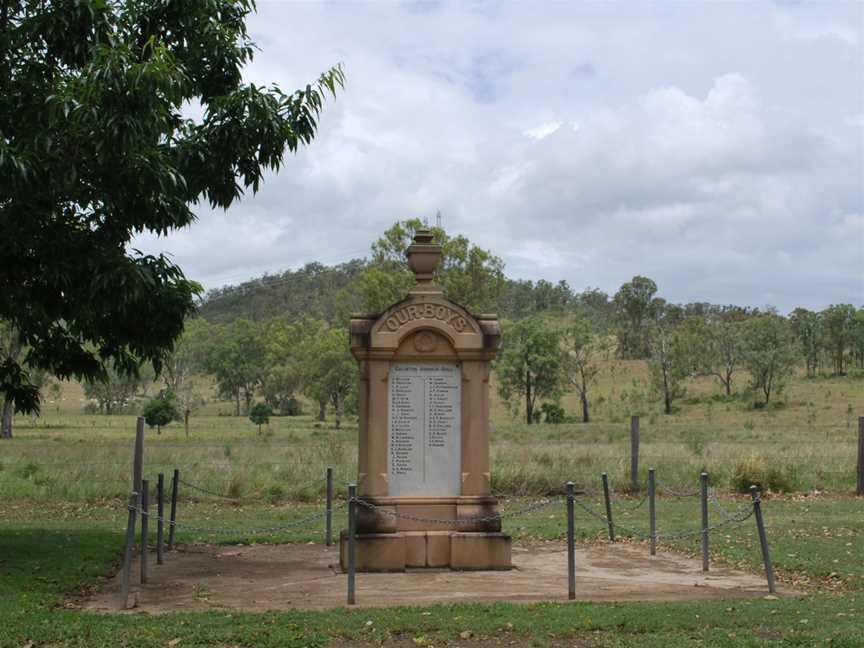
[131,500,346,536]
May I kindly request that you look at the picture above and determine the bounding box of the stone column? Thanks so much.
[460,360,490,496]
[363,360,389,496]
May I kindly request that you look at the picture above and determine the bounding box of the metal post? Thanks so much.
[120,491,138,608]
[630,416,640,491]
[566,481,575,600]
[156,473,164,565]
[325,467,334,546]
[750,485,775,593]
[857,417,864,496]
[347,482,357,605]
[132,417,145,495]
[700,472,709,572]
[168,469,179,550]
[601,473,615,542]
[140,479,149,584]
[648,468,656,556]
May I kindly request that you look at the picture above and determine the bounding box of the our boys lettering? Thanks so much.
[384,304,470,333]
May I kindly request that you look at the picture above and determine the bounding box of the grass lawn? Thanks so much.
[0,369,862,646]
[1,492,862,647]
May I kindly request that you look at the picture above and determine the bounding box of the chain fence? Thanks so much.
[115,463,778,609]
[130,500,346,536]
[655,476,701,498]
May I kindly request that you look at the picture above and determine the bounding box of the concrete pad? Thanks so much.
[80,541,794,613]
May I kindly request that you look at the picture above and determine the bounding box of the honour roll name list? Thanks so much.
[388,364,461,497]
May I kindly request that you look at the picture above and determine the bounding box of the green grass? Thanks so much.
[2,369,861,501]
[1,370,862,645]
[1,494,863,647]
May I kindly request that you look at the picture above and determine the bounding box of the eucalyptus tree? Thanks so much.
[496,317,564,425]
[300,324,355,429]
[613,276,662,359]
[349,219,506,315]
[821,304,856,375]
[648,306,690,415]
[740,314,798,406]
[0,1,343,417]
[790,308,823,378]
[561,317,605,423]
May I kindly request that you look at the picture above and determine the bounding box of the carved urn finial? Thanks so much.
[406,229,442,291]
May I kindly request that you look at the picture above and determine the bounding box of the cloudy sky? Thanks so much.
[134,1,863,312]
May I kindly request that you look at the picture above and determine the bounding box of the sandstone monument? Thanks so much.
[340,230,511,570]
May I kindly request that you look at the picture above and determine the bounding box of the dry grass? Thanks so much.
[0,362,861,500]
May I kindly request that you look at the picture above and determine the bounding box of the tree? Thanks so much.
[648,309,690,415]
[84,366,150,415]
[613,276,662,359]
[249,402,272,435]
[0,322,22,438]
[143,396,178,435]
[259,316,306,414]
[301,325,355,429]
[821,304,856,375]
[163,319,209,436]
[851,309,864,370]
[790,308,823,378]
[26,366,58,426]
[0,2,344,417]
[679,314,742,396]
[561,318,604,423]
[496,317,564,425]
[348,219,506,315]
[740,314,798,406]
[204,320,266,416]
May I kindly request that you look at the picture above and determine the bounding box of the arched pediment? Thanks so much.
[370,297,483,351]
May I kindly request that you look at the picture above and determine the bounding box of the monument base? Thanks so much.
[339,531,512,571]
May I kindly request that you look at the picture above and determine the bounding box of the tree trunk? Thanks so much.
[317,401,325,422]
[184,409,190,438]
[724,375,732,396]
[234,389,241,417]
[30,410,37,427]
[662,366,672,415]
[581,391,589,423]
[334,395,342,430]
[1,398,13,439]
[525,370,533,425]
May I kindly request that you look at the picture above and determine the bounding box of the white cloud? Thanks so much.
[524,121,562,140]
[133,1,864,311]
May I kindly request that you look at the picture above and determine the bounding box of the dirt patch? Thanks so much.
[80,541,793,613]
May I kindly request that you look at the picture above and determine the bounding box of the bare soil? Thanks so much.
[81,541,791,613]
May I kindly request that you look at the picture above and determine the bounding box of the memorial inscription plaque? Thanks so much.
[388,363,461,497]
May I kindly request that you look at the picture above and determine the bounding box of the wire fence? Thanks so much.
[115,465,777,609]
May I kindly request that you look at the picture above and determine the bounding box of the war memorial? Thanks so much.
[341,230,512,570]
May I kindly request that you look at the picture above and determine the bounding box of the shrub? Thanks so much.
[731,455,796,493]
[226,475,245,499]
[143,397,178,434]
[15,462,39,479]
[279,398,301,416]
[249,403,273,434]
[539,402,565,424]
[265,485,286,503]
